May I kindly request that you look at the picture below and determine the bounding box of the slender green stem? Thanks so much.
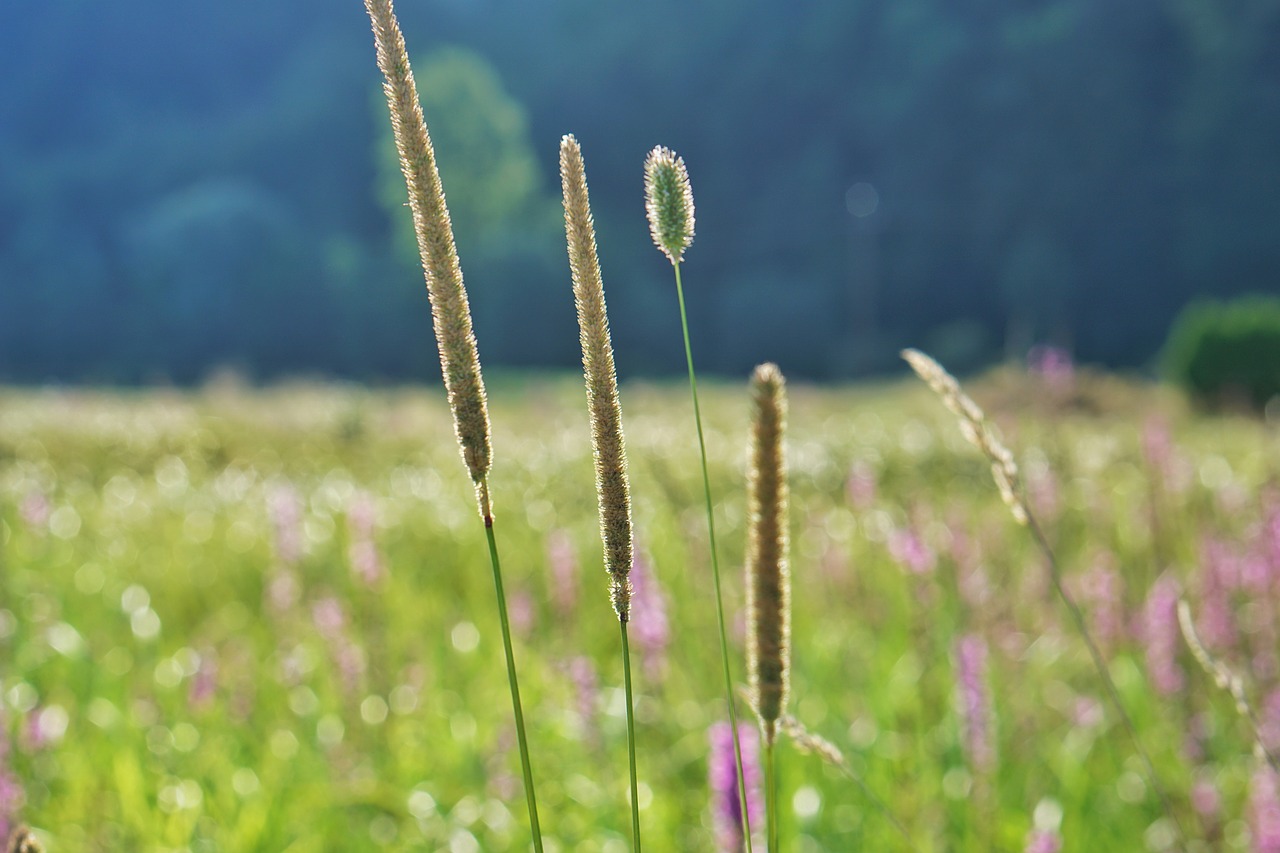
[621,621,643,852]
[672,260,754,852]
[482,504,544,853]
[764,742,779,853]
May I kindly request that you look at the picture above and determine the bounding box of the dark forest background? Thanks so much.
[2,0,1278,383]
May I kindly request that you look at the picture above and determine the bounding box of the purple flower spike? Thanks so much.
[1141,573,1185,696]
[955,633,995,774]
[345,492,385,586]
[1252,765,1280,853]
[268,483,305,566]
[629,552,670,682]
[708,721,763,852]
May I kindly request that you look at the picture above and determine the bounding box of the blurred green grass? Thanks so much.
[0,372,1275,851]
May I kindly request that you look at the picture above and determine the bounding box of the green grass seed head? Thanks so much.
[365,0,492,502]
[644,146,695,265]
[561,134,633,621]
[747,362,790,745]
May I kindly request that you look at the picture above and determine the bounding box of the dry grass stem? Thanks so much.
[365,0,492,507]
[747,363,790,745]
[901,349,1026,524]
[644,146,695,264]
[560,133,633,621]
[904,347,1190,851]
[1178,599,1280,771]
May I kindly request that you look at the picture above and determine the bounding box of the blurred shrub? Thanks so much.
[1163,296,1280,410]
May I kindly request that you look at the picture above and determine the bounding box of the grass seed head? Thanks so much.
[365,0,492,506]
[561,134,633,620]
[746,362,790,745]
[644,146,695,264]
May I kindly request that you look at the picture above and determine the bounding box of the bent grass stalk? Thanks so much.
[645,146,754,851]
[902,348,1190,853]
[560,134,642,850]
[365,1,542,847]
[1178,599,1280,773]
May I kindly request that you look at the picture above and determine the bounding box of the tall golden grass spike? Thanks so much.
[365,0,492,508]
[747,362,790,746]
[560,134,634,621]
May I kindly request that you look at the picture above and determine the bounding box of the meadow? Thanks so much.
[1,369,1278,851]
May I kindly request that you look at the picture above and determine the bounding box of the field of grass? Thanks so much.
[1,370,1278,851]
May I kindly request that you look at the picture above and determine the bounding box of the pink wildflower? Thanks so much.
[312,597,365,694]
[188,651,217,710]
[955,633,995,773]
[1078,554,1124,647]
[1024,829,1062,853]
[268,483,304,565]
[888,526,935,575]
[846,461,877,510]
[1191,776,1221,819]
[630,552,670,682]
[1198,537,1240,652]
[1251,765,1280,853]
[18,491,49,531]
[1027,345,1074,393]
[509,589,535,638]
[345,492,385,585]
[708,722,763,852]
[1141,573,1185,696]
[546,529,579,619]
[566,657,600,749]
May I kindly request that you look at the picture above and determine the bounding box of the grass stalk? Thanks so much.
[673,260,754,851]
[763,743,779,852]
[621,622,642,851]
[482,506,544,852]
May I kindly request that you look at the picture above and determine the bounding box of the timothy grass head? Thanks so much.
[560,133,633,621]
[365,0,493,506]
[746,362,790,745]
[644,146,695,264]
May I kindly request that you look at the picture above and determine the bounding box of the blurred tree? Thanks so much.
[376,46,559,263]
[2,0,1280,381]
[374,45,573,371]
